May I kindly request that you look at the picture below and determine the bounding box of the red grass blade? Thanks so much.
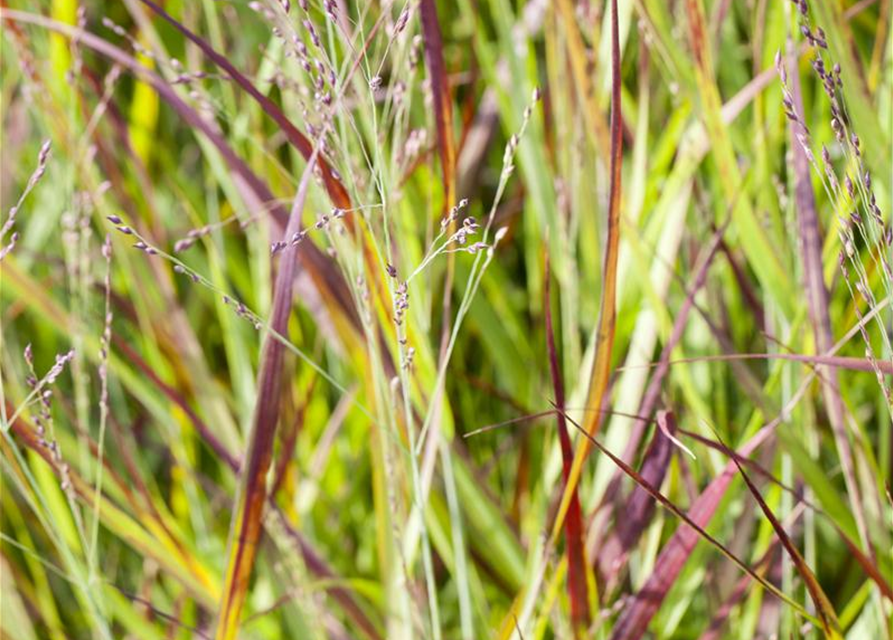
[552,0,624,544]
[683,429,893,603]
[214,155,318,640]
[545,247,590,631]
[419,0,456,206]
[617,352,893,375]
[712,427,842,636]
[596,411,677,593]
[580,414,816,640]
[137,0,351,210]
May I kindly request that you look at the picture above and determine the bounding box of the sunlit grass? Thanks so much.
[1,1,891,639]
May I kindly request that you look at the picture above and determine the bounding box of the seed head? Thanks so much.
[395,9,410,34]
[174,238,195,253]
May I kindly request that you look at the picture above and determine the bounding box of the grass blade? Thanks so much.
[586,415,819,639]
[786,34,870,556]
[214,154,318,640]
[544,246,590,631]
[552,0,624,543]
[713,426,843,637]
[419,0,456,206]
[596,410,677,593]
[137,0,351,210]
[685,429,893,603]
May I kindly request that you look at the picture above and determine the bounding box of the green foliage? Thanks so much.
[1,1,891,639]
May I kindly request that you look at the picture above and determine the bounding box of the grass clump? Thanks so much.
[1,1,891,639]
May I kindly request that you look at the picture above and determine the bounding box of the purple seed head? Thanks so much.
[174,238,195,253]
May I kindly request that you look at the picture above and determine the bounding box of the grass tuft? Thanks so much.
[1,1,890,638]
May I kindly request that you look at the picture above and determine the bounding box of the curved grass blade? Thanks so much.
[562,410,821,640]
[683,429,893,603]
[214,154,318,640]
[1,8,365,350]
[711,427,843,637]
[137,0,351,210]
